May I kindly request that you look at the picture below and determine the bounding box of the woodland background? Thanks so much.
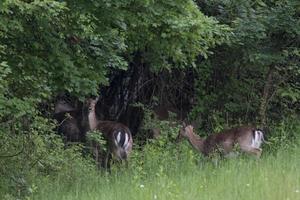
[0,0,299,199]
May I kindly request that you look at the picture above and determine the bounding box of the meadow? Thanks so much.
[30,142,300,200]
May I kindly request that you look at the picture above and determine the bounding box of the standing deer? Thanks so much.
[84,98,133,168]
[177,125,264,158]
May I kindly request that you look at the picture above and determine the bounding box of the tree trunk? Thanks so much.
[259,66,274,129]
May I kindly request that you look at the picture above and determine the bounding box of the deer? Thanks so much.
[177,124,264,158]
[83,98,133,168]
[53,100,84,143]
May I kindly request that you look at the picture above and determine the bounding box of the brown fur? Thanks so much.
[95,121,132,153]
[85,98,133,168]
[178,125,262,158]
[54,101,84,143]
[93,121,133,168]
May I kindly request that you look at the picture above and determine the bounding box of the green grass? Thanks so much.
[30,146,300,200]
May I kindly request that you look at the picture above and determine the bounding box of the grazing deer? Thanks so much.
[177,125,264,158]
[84,98,133,168]
[53,100,83,143]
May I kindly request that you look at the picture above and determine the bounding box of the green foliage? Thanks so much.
[129,107,200,180]
[0,0,118,98]
[121,0,231,70]
[191,0,300,130]
[86,130,107,149]
[0,116,93,199]
[70,0,231,71]
[264,115,300,152]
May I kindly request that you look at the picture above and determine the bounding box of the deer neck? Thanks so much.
[88,109,99,130]
[186,132,205,153]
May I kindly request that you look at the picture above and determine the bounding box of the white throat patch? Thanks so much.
[88,111,98,130]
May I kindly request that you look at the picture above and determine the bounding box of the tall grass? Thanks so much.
[2,118,300,200]
[26,144,300,200]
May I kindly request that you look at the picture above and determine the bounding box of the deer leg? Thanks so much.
[102,153,108,169]
[93,144,100,168]
[102,152,112,170]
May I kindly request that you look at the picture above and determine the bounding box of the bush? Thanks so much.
[0,116,96,199]
[264,115,300,152]
[128,109,201,181]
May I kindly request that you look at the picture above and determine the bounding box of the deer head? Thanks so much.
[54,100,76,114]
[177,124,204,152]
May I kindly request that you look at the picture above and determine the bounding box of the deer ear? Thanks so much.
[182,121,186,127]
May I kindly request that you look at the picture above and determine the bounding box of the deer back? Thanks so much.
[203,126,263,156]
[53,100,84,142]
[96,121,132,160]
[54,100,77,114]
